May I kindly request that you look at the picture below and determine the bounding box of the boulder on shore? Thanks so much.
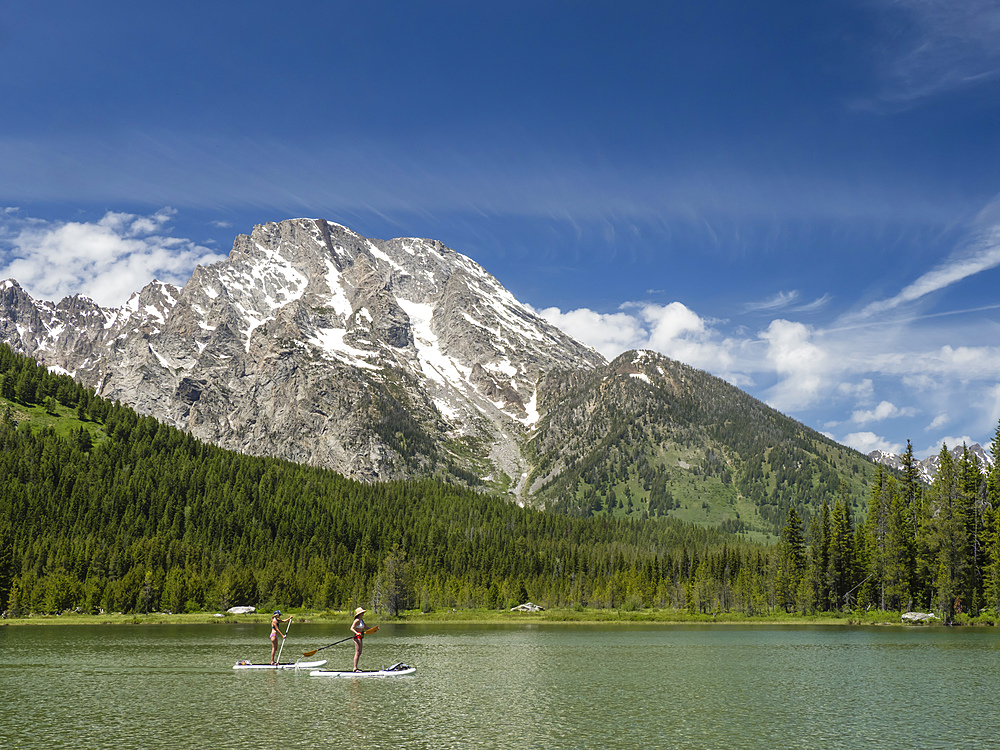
[227,606,256,615]
[901,611,938,624]
[511,602,544,612]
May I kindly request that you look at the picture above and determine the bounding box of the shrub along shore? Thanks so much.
[0,606,980,627]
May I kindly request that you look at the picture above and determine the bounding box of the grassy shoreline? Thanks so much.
[0,606,981,627]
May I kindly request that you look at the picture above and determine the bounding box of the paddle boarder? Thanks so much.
[351,607,368,671]
[270,610,293,665]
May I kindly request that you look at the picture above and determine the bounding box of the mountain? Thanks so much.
[0,218,880,537]
[528,349,875,535]
[0,219,602,490]
[869,443,994,485]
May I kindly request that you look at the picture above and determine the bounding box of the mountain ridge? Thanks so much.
[1,217,884,535]
[0,219,603,490]
[868,443,994,485]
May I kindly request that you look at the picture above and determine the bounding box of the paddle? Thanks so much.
[275,617,292,664]
[302,626,378,657]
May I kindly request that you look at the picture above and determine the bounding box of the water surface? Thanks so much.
[2,622,996,749]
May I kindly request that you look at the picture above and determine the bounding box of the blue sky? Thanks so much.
[2,0,999,461]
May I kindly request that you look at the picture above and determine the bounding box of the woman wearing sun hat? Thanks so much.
[350,606,368,671]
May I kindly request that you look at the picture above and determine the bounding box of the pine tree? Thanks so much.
[983,419,1000,615]
[958,445,985,614]
[372,546,409,617]
[775,506,805,611]
[863,466,890,609]
[926,444,967,622]
[828,485,857,610]
[883,475,914,611]
[809,501,832,610]
[901,440,922,538]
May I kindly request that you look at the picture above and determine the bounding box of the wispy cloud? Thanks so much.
[0,130,968,234]
[872,0,1000,103]
[745,290,799,312]
[791,294,832,312]
[0,208,225,307]
[745,291,832,314]
[846,214,1000,322]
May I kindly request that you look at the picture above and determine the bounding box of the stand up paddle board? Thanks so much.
[233,659,327,670]
[310,662,415,678]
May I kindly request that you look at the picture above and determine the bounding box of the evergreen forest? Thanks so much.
[530,351,876,538]
[1,343,999,623]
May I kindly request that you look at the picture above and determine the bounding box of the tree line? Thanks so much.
[1,345,756,616]
[771,433,1000,622]
[2,342,998,622]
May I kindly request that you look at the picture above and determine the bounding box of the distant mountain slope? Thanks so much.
[0,219,881,534]
[0,219,603,489]
[528,350,875,536]
[869,443,993,485]
[0,344,747,617]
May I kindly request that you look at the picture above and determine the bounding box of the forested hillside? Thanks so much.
[4,342,999,623]
[0,344,756,616]
[530,350,875,537]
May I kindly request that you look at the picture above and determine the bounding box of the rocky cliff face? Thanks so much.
[0,219,604,490]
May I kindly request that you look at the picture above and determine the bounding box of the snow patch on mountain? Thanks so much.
[309,327,381,371]
[869,442,994,484]
[323,260,353,319]
[0,217,606,488]
[398,297,471,388]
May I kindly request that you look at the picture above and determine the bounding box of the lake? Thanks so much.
[2,621,997,749]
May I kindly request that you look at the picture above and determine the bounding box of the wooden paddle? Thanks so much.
[302,626,378,657]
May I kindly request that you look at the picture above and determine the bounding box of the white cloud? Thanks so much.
[639,302,739,375]
[841,431,904,455]
[535,238,1000,455]
[916,435,979,459]
[0,208,225,307]
[974,383,1000,442]
[759,319,832,412]
[534,305,647,360]
[839,379,875,400]
[935,344,1000,379]
[851,400,917,425]
[926,414,949,431]
[537,300,749,384]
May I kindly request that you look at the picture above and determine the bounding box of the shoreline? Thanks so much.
[0,607,978,627]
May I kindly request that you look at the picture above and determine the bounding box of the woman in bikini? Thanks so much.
[269,610,293,665]
[351,607,367,671]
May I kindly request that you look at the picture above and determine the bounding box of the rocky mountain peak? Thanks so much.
[0,218,604,489]
[868,442,994,484]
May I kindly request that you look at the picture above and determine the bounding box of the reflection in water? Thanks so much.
[2,622,998,749]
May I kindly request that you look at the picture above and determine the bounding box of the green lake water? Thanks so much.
[2,622,998,749]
